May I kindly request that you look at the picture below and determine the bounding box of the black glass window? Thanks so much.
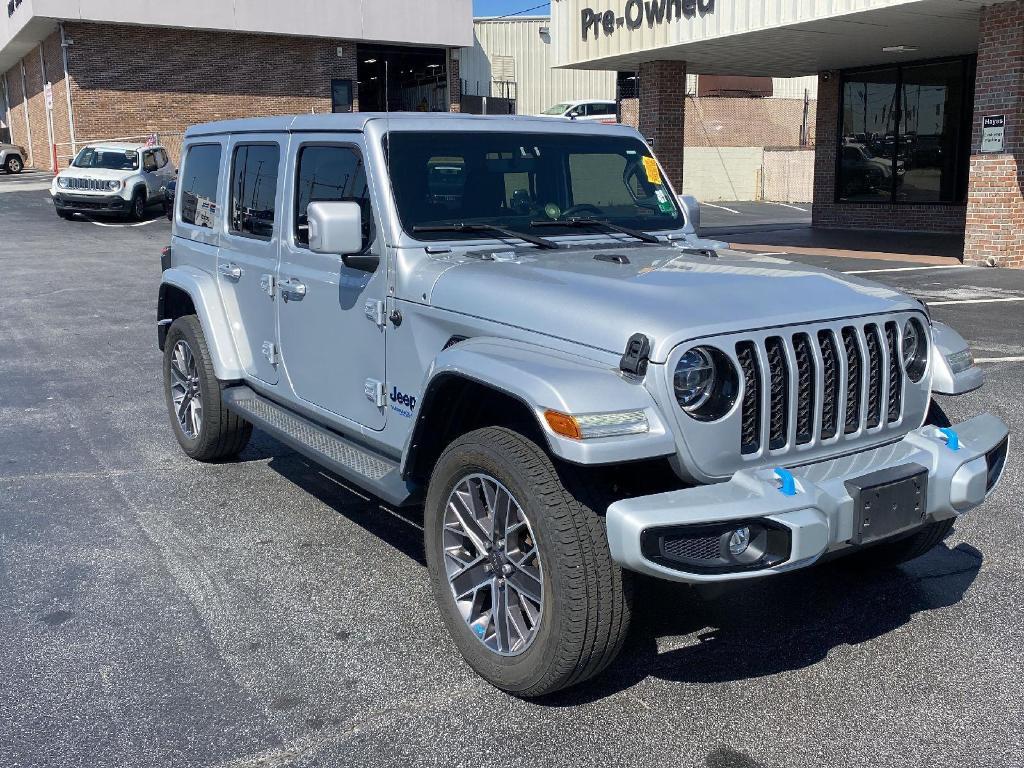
[838,58,972,204]
[180,144,221,229]
[332,79,353,113]
[294,145,374,249]
[230,144,280,239]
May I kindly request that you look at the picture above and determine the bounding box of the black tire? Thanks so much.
[163,315,252,461]
[424,426,631,698]
[129,189,147,221]
[845,399,954,568]
[4,155,23,174]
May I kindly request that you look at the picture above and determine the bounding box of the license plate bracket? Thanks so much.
[845,463,928,545]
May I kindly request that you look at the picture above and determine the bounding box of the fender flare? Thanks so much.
[930,321,984,395]
[159,266,244,381]
[403,337,676,470]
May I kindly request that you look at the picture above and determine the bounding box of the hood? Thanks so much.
[57,166,137,181]
[425,245,921,362]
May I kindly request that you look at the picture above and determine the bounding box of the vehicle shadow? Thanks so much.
[265,452,427,567]
[542,540,982,706]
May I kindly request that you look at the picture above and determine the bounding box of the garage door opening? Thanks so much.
[357,45,449,112]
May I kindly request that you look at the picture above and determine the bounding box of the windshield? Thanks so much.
[73,147,139,171]
[541,103,572,115]
[388,131,683,241]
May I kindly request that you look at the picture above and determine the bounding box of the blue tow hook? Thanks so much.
[938,427,960,451]
[774,468,797,496]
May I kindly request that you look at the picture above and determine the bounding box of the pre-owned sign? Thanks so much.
[981,115,1005,153]
[582,0,715,41]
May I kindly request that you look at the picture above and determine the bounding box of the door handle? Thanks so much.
[218,262,242,280]
[280,278,306,302]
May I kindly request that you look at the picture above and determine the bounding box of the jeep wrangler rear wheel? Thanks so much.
[424,427,631,697]
[163,315,252,461]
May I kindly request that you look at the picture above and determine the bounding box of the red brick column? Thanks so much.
[638,60,686,191]
[963,0,1024,267]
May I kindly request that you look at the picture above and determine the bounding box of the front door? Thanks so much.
[277,138,388,430]
[218,136,285,385]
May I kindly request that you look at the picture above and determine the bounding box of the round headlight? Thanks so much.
[57,176,69,188]
[902,317,928,382]
[674,347,716,410]
[107,179,121,191]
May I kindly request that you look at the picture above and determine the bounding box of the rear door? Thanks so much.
[217,136,286,386]
[277,136,388,430]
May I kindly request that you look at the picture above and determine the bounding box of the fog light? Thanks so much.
[727,527,751,556]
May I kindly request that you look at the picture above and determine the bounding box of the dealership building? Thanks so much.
[0,0,472,168]
[553,0,1024,267]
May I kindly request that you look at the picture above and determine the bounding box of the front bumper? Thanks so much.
[52,192,128,213]
[607,413,1009,583]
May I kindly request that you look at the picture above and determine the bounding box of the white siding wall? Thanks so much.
[461,19,615,117]
[772,75,819,99]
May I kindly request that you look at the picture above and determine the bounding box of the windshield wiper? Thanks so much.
[412,223,559,250]
[530,217,661,244]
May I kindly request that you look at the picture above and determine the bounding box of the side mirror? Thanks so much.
[678,194,701,233]
[67,158,73,167]
[307,201,378,271]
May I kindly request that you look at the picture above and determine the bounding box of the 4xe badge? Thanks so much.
[389,386,417,418]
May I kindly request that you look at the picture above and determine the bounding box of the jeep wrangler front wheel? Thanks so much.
[424,427,631,697]
[163,315,252,461]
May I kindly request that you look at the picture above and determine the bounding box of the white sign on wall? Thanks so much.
[43,81,53,111]
[981,115,1005,153]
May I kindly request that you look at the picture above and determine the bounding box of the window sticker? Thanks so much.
[642,156,662,185]
[654,188,674,214]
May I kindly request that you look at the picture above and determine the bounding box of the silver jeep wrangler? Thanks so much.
[157,114,1009,697]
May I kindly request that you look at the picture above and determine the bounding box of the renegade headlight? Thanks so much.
[902,317,928,382]
[107,179,122,191]
[57,176,69,188]
[674,346,738,421]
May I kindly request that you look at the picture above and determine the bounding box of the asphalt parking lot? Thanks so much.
[1,183,1022,768]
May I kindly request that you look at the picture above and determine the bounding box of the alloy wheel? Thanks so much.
[8,158,22,173]
[170,340,203,438]
[442,473,544,656]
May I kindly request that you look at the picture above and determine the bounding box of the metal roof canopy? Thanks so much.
[553,0,1007,76]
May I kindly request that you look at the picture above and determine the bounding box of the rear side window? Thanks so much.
[294,145,373,249]
[230,144,280,239]
[143,152,158,172]
[180,144,222,229]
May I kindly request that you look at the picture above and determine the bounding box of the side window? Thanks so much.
[180,144,222,229]
[294,145,374,249]
[143,151,158,172]
[230,144,280,239]
[155,149,168,168]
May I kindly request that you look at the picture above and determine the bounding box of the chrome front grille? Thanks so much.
[64,177,109,191]
[735,319,909,457]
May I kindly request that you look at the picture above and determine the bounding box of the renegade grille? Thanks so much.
[737,320,905,455]
[64,177,109,191]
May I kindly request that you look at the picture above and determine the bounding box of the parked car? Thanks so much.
[539,99,618,123]
[157,113,1007,697]
[840,142,905,197]
[162,179,177,220]
[50,142,176,220]
[0,142,26,173]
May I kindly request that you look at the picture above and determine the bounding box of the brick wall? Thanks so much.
[3,64,30,165]
[637,60,687,190]
[63,23,360,164]
[812,71,967,233]
[963,0,1024,267]
[22,46,51,171]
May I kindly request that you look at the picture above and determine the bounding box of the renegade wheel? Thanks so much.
[129,190,146,221]
[163,315,252,461]
[424,427,631,697]
[846,400,955,568]
[4,156,23,174]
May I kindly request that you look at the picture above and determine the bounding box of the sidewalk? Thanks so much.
[704,223,965,265]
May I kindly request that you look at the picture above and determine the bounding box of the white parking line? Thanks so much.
[84,217,164,228]
[975,356,1024,363]
[844,265,968,275]
[926,297,1024,306]
[770,202,808,212]
[700,202,742,214]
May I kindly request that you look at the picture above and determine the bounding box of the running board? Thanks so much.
[223,386,418,507]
